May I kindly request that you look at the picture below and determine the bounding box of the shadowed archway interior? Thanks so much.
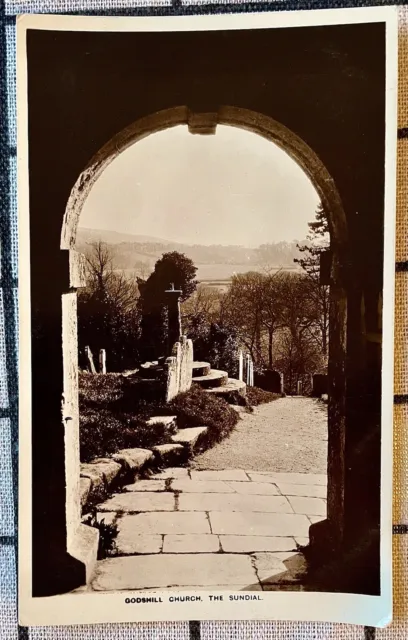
[60,105,348,572]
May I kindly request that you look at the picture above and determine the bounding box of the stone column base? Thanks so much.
[33,524,99,597]
[307,519,380,595]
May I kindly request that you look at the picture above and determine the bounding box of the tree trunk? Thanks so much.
[255,322,262,365]
[268,329,273,369]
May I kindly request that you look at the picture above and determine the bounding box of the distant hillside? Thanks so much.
[77,227,171,246]
[76,227,304,282]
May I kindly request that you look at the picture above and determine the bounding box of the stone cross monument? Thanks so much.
[164,283,182,355]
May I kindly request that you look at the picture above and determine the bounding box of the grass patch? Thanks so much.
[246,386,281,406]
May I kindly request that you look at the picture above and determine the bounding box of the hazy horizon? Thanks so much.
[79,124,320,247]
[77,226,305,249]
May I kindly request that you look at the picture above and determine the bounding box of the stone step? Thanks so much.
[192,361,211,377]
[204,378,247,401]
[138,362,164,379]
[193,369,228,389]
[152,443,187,466]
[147,415,177,437]
[171,426,208,453]
[112,448,154,472]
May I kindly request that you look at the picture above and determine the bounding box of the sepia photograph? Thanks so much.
[17,7,397,627]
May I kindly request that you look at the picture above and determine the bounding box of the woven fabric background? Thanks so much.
[0,1,407,638]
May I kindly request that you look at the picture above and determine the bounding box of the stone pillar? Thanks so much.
[238,350,243,382]
[164,285,182,356]
[32,250,98,596]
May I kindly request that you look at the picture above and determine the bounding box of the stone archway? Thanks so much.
[60,105,348,583]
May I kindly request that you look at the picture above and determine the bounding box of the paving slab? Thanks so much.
[179,493,293,514]
[190,470,249,482]
[276,483,327,499]
[210,511,310,537]
[153,467,190,479]
[171,479,235,493]
[295,537,310,547]
[309,515,325,524]
[248,472,327,486]
[98,492,175,513]
[220,535,297,553]
[287,496,327,517]
[117,512,211,535]
[115,530,163,555]
[226,481,279,495]
[92,553,260,591]
[95,512,117,526]
[253,551,308,584]
[123,479,166,492]
[163,534,220,553]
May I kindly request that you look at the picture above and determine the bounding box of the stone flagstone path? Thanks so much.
[91,467,327,592]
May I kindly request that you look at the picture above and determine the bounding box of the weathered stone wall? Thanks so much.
[165,336,194,402]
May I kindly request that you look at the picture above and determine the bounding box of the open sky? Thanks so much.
[79,124,320,247]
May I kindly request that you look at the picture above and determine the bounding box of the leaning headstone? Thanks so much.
[179,336,193,393]
[85,346,96,374]
[99,349,106,374]
[165,356,179,402]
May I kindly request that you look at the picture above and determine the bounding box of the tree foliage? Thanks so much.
[138,251,198,360]
[294,202,330,357]
[77,241,141,371]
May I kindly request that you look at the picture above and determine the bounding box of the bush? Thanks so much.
[79,373,173,462]
[170,385,239,445]
[79,375,239,462]
[246,386,281,407]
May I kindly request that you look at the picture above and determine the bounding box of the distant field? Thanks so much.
[118,262,300,283]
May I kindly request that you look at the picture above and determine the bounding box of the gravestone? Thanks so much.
[179,336,193,393]
[312,374,328,397]
[99,349,106,374]
[254,369,283,394]
[164,356,179,402]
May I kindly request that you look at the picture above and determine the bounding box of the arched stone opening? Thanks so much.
[60,106,348,591]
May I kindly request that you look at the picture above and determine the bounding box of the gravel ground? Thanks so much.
[192,396,328,474]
